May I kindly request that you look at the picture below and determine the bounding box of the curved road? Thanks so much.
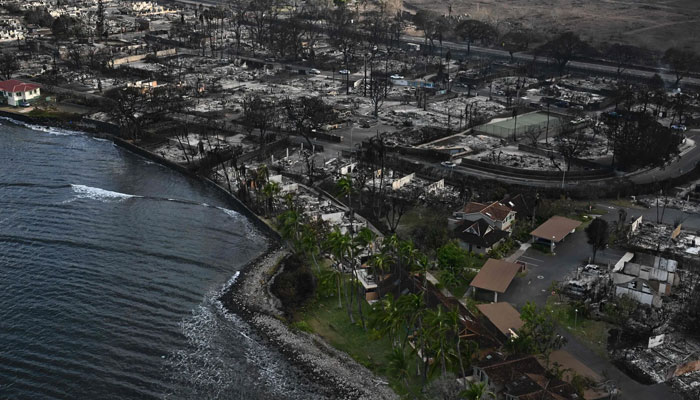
[395,131,700,189]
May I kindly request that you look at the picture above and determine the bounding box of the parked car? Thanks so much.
[441,161,456,168]
[671,124,687,131]
[308,68,321,75]
[338,69,350,75]
[18,100,30,107]
[390,74,404,79]
[554,100,569,108]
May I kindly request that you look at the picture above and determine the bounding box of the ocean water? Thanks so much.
[0,122,324,399]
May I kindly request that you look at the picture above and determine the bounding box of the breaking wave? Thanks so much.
[0,116,82,136]
[164,272,322,400]
[69,185,252,227]
[71,184,140,201]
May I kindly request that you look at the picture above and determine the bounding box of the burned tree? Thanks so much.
[523,125,544,147]
[539,32,590,76]
[501,29,531,63]
[611,112,682,170]
[242,94,277,153]
[0,52,19,80]
[369,77,387,117]
[663,47,697,87]
[455,19,497,55]
[284,96,337,149]
[381,189,418,233]
[585,217,609,263]
[555,123,589,171]
[601,43,648,79]
[327,4,359,95]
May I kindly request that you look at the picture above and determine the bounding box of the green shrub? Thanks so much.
[292,320,313,333]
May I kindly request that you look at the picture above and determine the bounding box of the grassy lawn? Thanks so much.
[441,276,471,299]
[298,290,392,373]
[547,297,610,359]
[608,199,644,209]
[294,267,421,396]
[27,108,81,120]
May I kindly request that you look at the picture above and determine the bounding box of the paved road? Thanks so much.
[597,202,700,231]
[388,130,700,189]
[500,229,682,400]
[400,35,700,87]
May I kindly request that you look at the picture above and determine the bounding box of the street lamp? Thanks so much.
[574,308,578,329]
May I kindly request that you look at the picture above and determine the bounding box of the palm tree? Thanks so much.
[396,239,417,287]
[277,209,300,246]
[369,252,392,298]
[425,305,452,376]
[326,230,353,316]
[387,347,411,391]
[261,181,280,217]
[354,226,375,248]
[397,293,429,382]
[370,293,403,348]
[459,381,495,400]
[336,175,353,211]
[299,223,322,272]
[446,307,467,383]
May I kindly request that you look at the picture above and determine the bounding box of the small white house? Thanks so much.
[0,80,41,106]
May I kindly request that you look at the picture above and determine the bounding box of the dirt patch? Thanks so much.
[404,0,700,53]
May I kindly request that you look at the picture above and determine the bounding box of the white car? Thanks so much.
[671,124,687,131]
[441,161,456,168]
[308,68,321,75]
[338,69,350,75]
[390,74,404,80]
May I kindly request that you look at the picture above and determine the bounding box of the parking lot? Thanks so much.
[501,229,628,307]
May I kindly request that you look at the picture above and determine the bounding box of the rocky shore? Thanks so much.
[220,247,398,400]
[4,113,398,399]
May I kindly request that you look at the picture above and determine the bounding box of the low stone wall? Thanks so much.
[112,137,281,242]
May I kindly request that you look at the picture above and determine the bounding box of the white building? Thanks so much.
[0,80,41,106]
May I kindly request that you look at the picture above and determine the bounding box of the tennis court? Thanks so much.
[474,111,562,140]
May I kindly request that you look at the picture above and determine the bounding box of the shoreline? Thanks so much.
[219,248,398,400]
[3,114,397,400]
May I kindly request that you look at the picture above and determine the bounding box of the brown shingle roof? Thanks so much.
[530,216,582,242]
[470,259,521,293]
[476,302,524,336]
[461,201,513,222]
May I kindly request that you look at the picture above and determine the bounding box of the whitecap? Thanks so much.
[0,116,82,136]
[217,207,241,219]
[71,184,140,201]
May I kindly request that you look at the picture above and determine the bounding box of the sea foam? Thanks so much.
[0,116,81,136]
[71,184,140,201]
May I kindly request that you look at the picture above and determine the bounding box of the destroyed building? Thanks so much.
[612,253,680,308]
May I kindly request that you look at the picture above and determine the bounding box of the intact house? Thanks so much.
[530,216,582,251]
[454,218,510,254]
[476,302,524,342]
[612,253,680,308]
[453,201,516,232]
[0,79,41,106]
[469,259,523,302]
